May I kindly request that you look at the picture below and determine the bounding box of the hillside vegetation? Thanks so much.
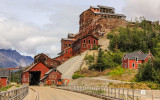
[73,17,160,89]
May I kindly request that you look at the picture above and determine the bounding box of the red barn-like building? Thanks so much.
[22,53,61,85]
[122,50,154,69]
[0,70,10,87]
[0,77,8,87]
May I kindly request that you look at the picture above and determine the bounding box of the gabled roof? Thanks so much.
[45,68,62,75]
[23,63,38,72]
[40,68,62,81]
[124,51,149,60]
[34,53,60,65]
[72,35,98,45]
[0,70,10,77]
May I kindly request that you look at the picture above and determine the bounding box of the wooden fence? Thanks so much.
[59,85,160,100]
[0,86,28,100]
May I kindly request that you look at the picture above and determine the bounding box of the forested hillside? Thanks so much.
[107,18,160,58]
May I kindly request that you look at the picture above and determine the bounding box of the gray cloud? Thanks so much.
[123,0,160,21]
[0,0,126,58]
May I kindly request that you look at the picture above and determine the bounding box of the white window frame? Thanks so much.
[132,63,135,68]
[135,57,138,62]
[125,63,127,68]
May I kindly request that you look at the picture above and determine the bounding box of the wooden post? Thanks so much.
[118,88,120,99]
[114,88,116,98]
[123,89,124,100]
[127,89,128,100]
[108,87,109,97]
[152,91,154,100]
[133,90,134,100]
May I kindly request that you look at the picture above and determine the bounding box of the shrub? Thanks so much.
[0,85,12,92]
[136,59,160,83]
[92,45,98,50]
[72,73,84,79]
[107,66,126,76]
[84,55,94,65]
[107,33,114,39]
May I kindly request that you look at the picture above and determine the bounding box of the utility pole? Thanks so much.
[19,66,22,84]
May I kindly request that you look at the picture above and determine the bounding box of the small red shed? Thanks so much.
[0,76,8,87]
[0,69,10,87]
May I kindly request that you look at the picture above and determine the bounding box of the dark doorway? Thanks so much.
[29,71,41,85]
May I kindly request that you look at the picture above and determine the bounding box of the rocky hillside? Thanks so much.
[0,49,33,68]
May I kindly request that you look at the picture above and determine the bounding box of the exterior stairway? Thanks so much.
[57,51,87,79]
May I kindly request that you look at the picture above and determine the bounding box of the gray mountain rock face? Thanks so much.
[0,49,33,68]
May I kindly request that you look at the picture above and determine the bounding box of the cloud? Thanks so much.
[0,0,126,58]
[123,0,160,21]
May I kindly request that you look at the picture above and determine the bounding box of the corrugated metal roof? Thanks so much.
[125,51,149,60]
[94,12,126,17]
[61,38,76,41]
[0,70,10,77]
[97,5,115,10]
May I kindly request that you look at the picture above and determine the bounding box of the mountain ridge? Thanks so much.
[0,49,33,68]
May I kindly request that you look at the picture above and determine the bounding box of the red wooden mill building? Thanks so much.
[22,53,62,85]
[22,5,126,85]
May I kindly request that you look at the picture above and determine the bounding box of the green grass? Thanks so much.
[72,73,84,79]
[107,66,126,76]
[0,85,12,92]
[15,85,20,88]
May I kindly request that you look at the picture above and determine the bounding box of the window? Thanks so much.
[49,75,53,78]
[69,44,71,46]
[124,57,127,60]
[125,63,127,68]
[66,50,68,53]
[89,40,90,44]
[70,51,72,54]
[83,44,86,48]
[65,44,67,47]
[53,75,57,79]
[135,58,138,62]
[84,40,85,43]
[94,40,96,44]
[132,63,135,68]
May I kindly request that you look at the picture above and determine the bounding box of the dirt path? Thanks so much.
[29,86,102,100]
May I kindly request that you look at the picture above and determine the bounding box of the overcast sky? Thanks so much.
[0,0,160,58]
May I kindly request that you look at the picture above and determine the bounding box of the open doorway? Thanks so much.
[29,71,41,85]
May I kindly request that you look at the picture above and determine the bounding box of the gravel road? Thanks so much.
[29,86,102,100]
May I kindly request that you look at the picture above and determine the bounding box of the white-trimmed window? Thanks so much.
[132,63,135,68]
[135,58,138,62]
[125,63,127,68]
